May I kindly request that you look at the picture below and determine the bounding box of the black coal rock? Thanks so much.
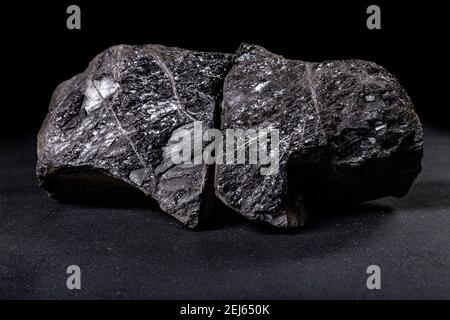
[37,44,233,228]
[215,44,327,228]
[307,57,423,206]
[38,43,423,229]
[215,44,423,228]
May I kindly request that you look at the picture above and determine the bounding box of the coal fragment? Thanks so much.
[215,44,423,228]
[37,44,233,228]
[215,44,326,227]
[38,43,423,230]
[308,58,423,205]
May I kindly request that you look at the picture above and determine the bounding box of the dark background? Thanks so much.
[0,1,449,300]
[1,0,449,137]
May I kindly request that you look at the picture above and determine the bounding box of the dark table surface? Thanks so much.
[0,126,449,299]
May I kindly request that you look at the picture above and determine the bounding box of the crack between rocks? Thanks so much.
[198,57,235,226]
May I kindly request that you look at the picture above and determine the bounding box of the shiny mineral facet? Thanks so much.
[37,44,233,228]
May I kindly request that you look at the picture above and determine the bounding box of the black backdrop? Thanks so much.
[0,0,449,303]
[2,0,448,137]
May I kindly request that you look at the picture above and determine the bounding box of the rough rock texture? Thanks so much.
[215,44,423,228]
[38,43,423,229]
[215,44,327,228]
[307,57,423,205]
[37,44,233,228]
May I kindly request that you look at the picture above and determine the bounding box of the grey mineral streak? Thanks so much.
[215,44,423,228]
[37,44,233,228]
[37,43,423,229]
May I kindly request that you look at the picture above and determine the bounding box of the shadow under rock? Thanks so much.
[54,191,160,210]
[306,202,394,231]
[53,190,247,229]
[200,197,248,230]
[49,186,396,233]
[389,180,450,210]
[221,202,395,235]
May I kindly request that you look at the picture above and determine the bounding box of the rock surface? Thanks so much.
[215,44,327,228]
[37,43,423,229]
[37,44,233,228]
[308,57,423,206]
[215,44,423,228]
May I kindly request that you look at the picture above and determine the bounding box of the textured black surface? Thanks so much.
[0,127,448,299]
[37,45,233,228]
[38,44,423,230]
[216,44,326,228]
[216,44,423,228]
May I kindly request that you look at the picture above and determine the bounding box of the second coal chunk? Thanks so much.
[215,44,423,228]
